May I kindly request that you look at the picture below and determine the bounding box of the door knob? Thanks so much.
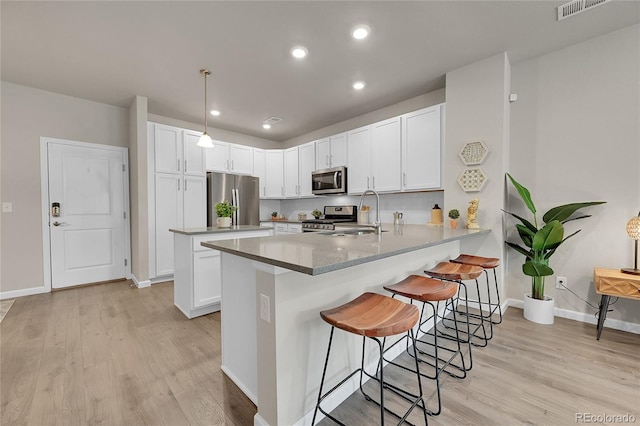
[52,221,68,227]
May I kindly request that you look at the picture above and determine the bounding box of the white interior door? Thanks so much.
[48,143,126,288]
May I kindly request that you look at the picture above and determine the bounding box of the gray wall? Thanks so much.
[1,82,129,293]
[508,24,640,323]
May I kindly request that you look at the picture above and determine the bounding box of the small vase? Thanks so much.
[449,219,458,229]
[523,293,554,324]
[217,217,232,228]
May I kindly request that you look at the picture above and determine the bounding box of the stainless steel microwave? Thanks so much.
[311,166,347,195]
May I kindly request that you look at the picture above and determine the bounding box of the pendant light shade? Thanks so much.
[197,69,214,148]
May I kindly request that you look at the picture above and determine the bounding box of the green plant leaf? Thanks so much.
[546,229,581,251]
[506,241,533,259]
[503,210,537,233]
[562,214,590,224]
[532,220,564,251]
[515,224,534,248]
[523,260,554,277]
[506,173,536,216]
[542,202,606,223]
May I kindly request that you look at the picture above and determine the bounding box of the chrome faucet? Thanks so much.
[358,189,382,234]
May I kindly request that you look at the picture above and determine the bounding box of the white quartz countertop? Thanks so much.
[169,225,267,235]
[201,224,490,275]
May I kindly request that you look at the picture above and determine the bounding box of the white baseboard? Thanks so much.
[254,413,269,426]
[131,274,151,288]
[505,298,640,335]
[0,285,49,300]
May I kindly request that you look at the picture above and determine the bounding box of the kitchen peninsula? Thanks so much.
[202,224,490,426]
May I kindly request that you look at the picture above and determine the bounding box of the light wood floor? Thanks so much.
[1,280,638,425]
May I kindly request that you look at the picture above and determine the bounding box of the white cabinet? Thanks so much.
[283,147,299,198]
[370,117,402,192]
[173,230,272,319]
[150,123,207,279]
[206,141,253,175]
[298,142,316,197]
[274,223,303,235]
[265,150,284,198]
[316,133,347,170]
[253,149,267,198]
[401,105,443,190]
[284,143,315,198]
[347,118,401,194]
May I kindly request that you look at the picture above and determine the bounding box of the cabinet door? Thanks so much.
[329,133,348,167]
[183,131,206,176]
[347,126,371,194]
[253,149,267,198]
[229,144,253,175]
[155,173,182,276]
[298,142,316,197]
[371,117,402,192]
[154,124,181,174]
[315,138,331,170]
[183,176,206,228]
[402,105,442,190]
[265,150,284,198]
[205,140,230,172]
[274,223,288,235]
[283,147,299,198]
[193,250,221,308]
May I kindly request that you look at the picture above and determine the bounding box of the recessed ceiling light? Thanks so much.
[290,46,308,59]
[210,110,220,116]
[262,123,272,130]
[351,24,371,40]
[353,81,366,90]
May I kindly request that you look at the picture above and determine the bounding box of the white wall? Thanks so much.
[508,25,640,324]
[1,82,129,294]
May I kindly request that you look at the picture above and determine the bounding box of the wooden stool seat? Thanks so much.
[384,275,458,302]
[425,261,483,281]
[451,254,500,269]
[320,292,419,338]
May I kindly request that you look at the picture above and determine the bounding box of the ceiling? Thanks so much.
[2,1,638,142]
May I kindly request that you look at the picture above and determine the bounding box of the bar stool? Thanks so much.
[451,254,502,328]
[424,262,487,359]
[312,292,429,426]
[382,275,467,416]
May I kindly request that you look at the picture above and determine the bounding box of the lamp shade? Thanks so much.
[627,215,640,240]
[197,132,213,148]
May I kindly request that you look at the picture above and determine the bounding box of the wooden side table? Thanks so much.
[593,268,640,340]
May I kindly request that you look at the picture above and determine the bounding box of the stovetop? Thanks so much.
[302,205,358,231]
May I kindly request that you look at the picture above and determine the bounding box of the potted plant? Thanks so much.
[448,209,460,229]
[271,211,278,220]
[312,209,322,220]
[504,173,605,324]
[215,201,237,228]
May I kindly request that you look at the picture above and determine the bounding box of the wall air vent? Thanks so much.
[264,117,283,124]
[557,0,612,20]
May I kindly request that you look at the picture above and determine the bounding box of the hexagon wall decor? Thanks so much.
[459,141,489,165]
[458,168,487,192]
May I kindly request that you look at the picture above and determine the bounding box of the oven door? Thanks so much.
[312,167,347,195]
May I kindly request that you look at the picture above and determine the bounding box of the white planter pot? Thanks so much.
[216,217,232,228]
[523,293,555,325]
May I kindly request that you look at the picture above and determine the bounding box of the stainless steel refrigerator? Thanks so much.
[207,172,260,226]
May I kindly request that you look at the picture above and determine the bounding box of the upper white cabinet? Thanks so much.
[205,141,253,175]
[348,118,402,194]
[183,131,206,176]
[298,142,315,197]
[315,133,347,170]
[401,105,443,191]
[264,150,284,198]
[283,147,299,198]
[154,125,182,174]
[253,148,267,198]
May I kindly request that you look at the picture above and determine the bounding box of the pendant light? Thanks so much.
[197,69,214,148]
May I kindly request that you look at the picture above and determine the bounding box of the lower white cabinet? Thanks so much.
[172,229,272,319]
[274,223,302,235]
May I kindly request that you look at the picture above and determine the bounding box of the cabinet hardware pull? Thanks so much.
[403,172,407,186]
[372,176,376,189]
[367,176,370,189]
[231,160,234,170]
[326,155,329,166]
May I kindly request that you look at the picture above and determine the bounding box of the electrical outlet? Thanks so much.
[556,276,567,290]
[260,293,270,323]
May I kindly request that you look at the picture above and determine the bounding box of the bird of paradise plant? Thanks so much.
[504,173,605,300]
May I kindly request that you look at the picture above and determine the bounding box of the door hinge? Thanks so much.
[122,164,125,172]
[123,212,127,219]
[124,259,128,266]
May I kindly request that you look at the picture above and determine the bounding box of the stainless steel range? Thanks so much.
[302,205,358,232]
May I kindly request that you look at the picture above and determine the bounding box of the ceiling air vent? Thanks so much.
[557,0,612,20]
[264,117,282,124]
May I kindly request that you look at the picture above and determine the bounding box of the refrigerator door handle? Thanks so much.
[232,188,239,225]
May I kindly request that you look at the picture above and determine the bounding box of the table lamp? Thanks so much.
[622,211,640,275]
